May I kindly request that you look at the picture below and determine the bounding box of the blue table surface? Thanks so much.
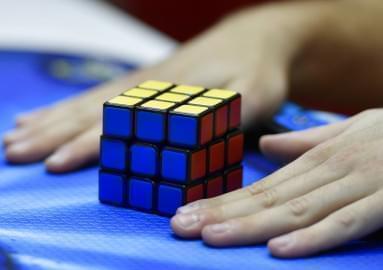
[0,50,382,270]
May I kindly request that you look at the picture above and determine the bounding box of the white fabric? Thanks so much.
[0,0,177,65]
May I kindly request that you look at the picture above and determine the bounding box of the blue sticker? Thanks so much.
[128,178,153,211]
[161,149,187,183]
[99,171,125,205]
[157,184,183,215]
[136,110,166,142]
[103,106,132,138]
[130,144,158,177]
[100,138,127,171]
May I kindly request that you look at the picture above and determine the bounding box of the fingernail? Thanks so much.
[209,223,231,234]
[6,143,29,161]
[270,233,293,249]
[3,132,16,143]
[46,154,65,165]
[8,143,28,154]
[176,214,200,228]
[177,202,200,214]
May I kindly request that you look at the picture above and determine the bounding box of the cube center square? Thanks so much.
[99,80,244,216]
[156,92,190,103]
[130,143,159,177]
[170,85,205,96]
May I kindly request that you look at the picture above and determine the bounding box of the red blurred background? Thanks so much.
[109,0,348,114]
[110,0,267,41]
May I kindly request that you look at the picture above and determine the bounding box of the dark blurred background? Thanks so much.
[110,0,267,41]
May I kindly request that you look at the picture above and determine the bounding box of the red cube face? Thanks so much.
[186,183,204,203]
[199,112,214,145]
[206,176,223,198]
[225,166,243,192]
[229,96,241,129]
[208,140,225,173]
[214,104,228,137]
[190,148,207,181]
[227,131,244,166]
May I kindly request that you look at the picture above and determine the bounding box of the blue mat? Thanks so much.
[0,50,382,270]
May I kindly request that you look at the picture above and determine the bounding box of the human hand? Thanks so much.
[3,1,329,172]
[171,109,383,257]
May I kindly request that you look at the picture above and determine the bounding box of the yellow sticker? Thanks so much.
[138,80,173,91]
[173,104,208,116]
[141,100,175,110]
[107,96,142,107]
[188,96,223,107]
[123,88,158,98]
[156,92,189,103]
[203,89,237,100]
[171,85,205,95]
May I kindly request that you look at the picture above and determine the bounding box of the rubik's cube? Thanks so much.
[98,80,244,216]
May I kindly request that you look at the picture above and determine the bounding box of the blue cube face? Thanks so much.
[161,149,187,183]
[130,143,158,177]
[100,138,128,171]
[157,184,183,215]
[136,110,166,142]
[128,178,154,211]
[103,106,132,138]
[168,114,198,147]
[99,171,126,205]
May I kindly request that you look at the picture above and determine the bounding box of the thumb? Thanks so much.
[259,120,350,163]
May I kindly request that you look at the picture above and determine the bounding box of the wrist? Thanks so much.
[221,1,338,66]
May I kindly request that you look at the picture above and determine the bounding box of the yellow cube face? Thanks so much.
[107,96,143,107]
[123,88,158,99]
[203,89,237,100]
[141,100,175,110]
[109,82,240,117]
[188,96,223,107]
[156,93,189,103]
[138,80,173,91]
[173,104,208,116]
[170,85,205,96]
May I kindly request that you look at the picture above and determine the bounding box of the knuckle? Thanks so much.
[216,204,230,221]
[191,198,208,209]
[260,188,278,208]
[248,181,268,196]
[286,197,309,218]
[334,209,357,231]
